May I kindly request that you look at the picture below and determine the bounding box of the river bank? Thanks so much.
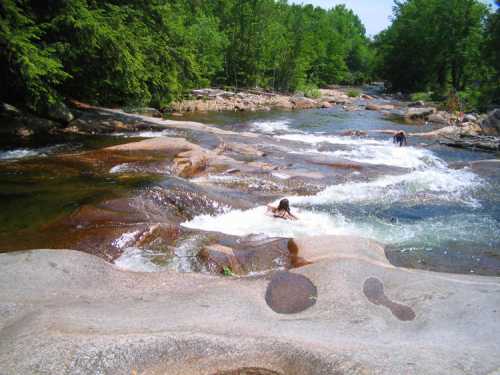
[1,91,499,374]
[3,86,498,155]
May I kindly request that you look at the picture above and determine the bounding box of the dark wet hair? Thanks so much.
[277,198,291,214]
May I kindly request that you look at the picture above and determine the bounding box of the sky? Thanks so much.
[289,0,499,37]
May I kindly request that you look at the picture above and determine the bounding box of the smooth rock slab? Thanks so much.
[0,236,499,375]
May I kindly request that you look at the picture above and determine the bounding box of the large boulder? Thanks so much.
[272,96,294,110]
[365,103,395,111]
[427,111,450,124]
[46,101,74,123]
[480,108,500,136]
[173,149,209,178]
[200,237,292,275]
[404,107,436,120]
[291,96,317,109]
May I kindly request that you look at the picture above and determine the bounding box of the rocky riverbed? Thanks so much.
[0,91,499,374]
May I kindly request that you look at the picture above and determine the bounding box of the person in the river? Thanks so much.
[393,130,407,147]
[266,198,298,221]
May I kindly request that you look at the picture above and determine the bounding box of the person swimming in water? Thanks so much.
[266,198,298,220]
[393,130,407,147]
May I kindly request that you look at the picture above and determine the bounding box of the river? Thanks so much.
[1,106,499,276]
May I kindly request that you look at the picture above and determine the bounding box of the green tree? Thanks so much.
[375,0,489,96]
[0,0,68,111]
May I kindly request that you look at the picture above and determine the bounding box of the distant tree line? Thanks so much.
[0,0,374,113]
[374,0,500,111]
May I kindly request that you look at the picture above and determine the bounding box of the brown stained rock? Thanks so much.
[135,224,181,248]
[200,244,243,275]
[265,271,318,314]
[105,137,194,155]
[104,137,226,178]
[248,162,278,171]
[291,96,317,110]
[221,143,265,158]
[366,103,395,111]
[173,149,209,178]
[310,160,363,171]
[287,239,313,268]
[272,97,294,110]
[201,238,292,276]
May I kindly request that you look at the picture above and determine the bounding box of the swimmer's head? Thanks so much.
[277,198,291,214]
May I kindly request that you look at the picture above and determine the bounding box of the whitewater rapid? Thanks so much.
[182,119,485,244]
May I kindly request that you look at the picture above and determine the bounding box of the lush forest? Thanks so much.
[0,0,373,113]
[375,0,500,111]
[0,0,499,115]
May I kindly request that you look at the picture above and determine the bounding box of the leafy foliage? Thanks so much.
[0,0,374,111]
[374,0,499,110]
[347,89,361,98]
[0,0,69,111]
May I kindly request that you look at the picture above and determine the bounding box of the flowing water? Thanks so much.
[1,107,499,275]
[179,108,500,276]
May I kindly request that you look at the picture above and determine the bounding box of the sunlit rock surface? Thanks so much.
[1,237,499,375]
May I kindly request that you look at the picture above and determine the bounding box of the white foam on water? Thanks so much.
[184,165,483,238]
[351,213,500,246]
[277,133,446,169]
[193,174,242,184]
[182,206,360,238]
[112,130,172,138]
[272,172,291,180]
[251,119,292,134]
[112,230,140,249]
[114,247,161,272]
[0,149,40,160]
[0,145,64,161]
[193,174,285,193]
[109,163,132,174]
[289,167,482,207]
[316,145,446,169]
[276,133,386,146]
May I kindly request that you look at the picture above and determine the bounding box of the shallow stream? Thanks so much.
[179,108,500,275]
[1,107,499,275]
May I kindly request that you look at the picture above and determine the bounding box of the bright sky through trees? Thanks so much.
[290,0,498,35]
